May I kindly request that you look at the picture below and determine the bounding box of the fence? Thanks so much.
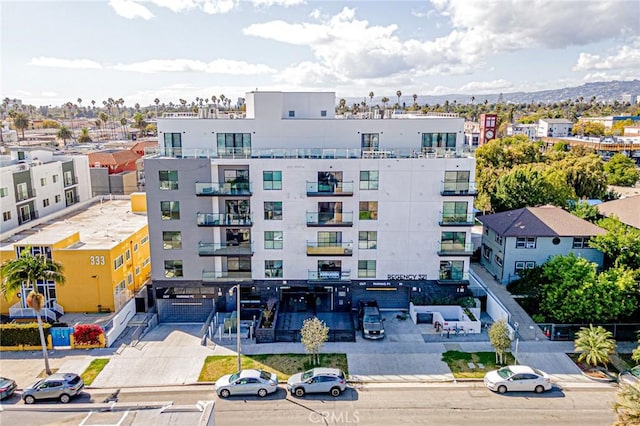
[539,323,640,341]
[275,329,355,343]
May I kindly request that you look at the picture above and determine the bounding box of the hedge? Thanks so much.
[0,323,51,346]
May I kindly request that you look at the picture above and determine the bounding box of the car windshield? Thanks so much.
[363,314,381,323]
[259,371,272,381]
[496,367,514,379]
[301,370,314,380]
[229,372,240,382]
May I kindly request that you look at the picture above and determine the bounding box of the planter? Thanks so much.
[256,304,279,344]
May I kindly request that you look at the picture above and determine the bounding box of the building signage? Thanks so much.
[387,274,428,280]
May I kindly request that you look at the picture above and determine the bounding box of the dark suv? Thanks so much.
[357,300,385,340]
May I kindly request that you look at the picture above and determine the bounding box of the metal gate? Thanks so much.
[50,327,73,347]
[157,298,214,322]
[351,286,409,310]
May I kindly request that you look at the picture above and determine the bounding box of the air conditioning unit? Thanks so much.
[94,162,101,168]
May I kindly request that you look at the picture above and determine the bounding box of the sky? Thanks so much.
[1,0,639,107]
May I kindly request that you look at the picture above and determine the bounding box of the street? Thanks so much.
[0,383,617,426]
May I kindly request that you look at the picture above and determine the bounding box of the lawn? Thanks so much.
[199,353,348,382]
[81,358,110,385]
[441,351,515,378]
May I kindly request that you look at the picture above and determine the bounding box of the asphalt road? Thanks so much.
[0,384,617,426]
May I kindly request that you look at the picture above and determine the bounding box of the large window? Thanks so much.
[361,133,379,151]
[159,170,178,190]
[359,201,378,220]
[318,231,342,246]
[441,232,467,251]
[224,169,249,192]
[264,202,282,220]
[439,260,464,280]
[263,171,282,190]
[516,237,536,249]
[360,171,379,190]
[442,201,468,222]
[163,231,182,250]
[217,133,251,156]
[164,260,183,278]
[572,237,590,248]
[160,201,180,220]
[358,260,376,278]
[163,133,182,157]
[422,133,456,149]
[358,231,377,249]
[265,260,283,278]
[264,231,283,250]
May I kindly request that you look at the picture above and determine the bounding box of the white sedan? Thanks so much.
[215,369,279,398]
[484,365,552,394]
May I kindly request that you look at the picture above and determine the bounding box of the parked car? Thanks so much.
[618,366,640,386]
[287,368,347,397]
[215,369,278,398]
[484,365,552,394]
[22,373,84,404]
[358,300,385,339]
[0,377,17,400]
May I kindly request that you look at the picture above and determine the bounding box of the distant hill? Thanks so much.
[347,80,640,107]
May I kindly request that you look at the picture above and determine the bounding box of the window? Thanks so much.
[265,260,283,278]
[440,260,465,280]
[515,261,536,273]
[495,255,503,266]
[159,170,178,190]
[133,243,138,252]
[573,237,590,249]
[359,201,378,220]
[163,133,182,157]
[516,237,536,249]
[127,273,133,285]
[422,133,456,149]
[141,235,149,245]
[43,199,50,208]
[160,201,180,220]
[318,201,342,224]
[264,201,282,220]
[0,187,7,197]
[125,249,131,260]
[442,201,468,223]
[135,266,141,275]
[217,133,251,156]
[441,232,467,251]
[163,231,182,250]
[359,231,377,249]
[2,211,10,221]
[320,110,327,117]
[114,255,124,270]
[16,182,28,201]
[142,257,150,267]
[40,178,46,186]
[288,110,295,117]
[494,234,503,245]
[164,260,183,278]
[359,171,379,190]
[263,171,282,190]
[264,231,283,250]
[318,231,342,246]
[443,170,471,194]
[361,133,379,151]
[55,195,61,203]
[115,280,126,294]
[484,227,489,235]
[228,256,251,273]
[52,175,58,183]
[358,260,376,278]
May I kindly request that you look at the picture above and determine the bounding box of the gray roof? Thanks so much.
[540,118,573,124]
[477,206,606,237]
[597,196,640,229]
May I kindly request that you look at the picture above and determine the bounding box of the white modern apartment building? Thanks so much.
[0,147,92,237]
[147,91,476,322]
[537,118,574,138]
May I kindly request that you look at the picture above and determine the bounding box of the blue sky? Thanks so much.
[1,0,639,107]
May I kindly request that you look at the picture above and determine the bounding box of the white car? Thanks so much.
[215,369,278,398]
[484,365,552,394]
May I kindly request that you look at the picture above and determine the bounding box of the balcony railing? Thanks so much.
[64,176,78,187]
[16,188,36,202]
[306,181,354,196]
[9,302,57,322]
[440,181,478,196]
[202,270,253,282]
[437,242,475,256]
[306,212,353,227]
[195,182,252,196]
[308,269,351,281]
[306,241,353,256]
[437,271,470,284]
[197,213,253,226]
[198,242,253,256]
[439,213,475,226]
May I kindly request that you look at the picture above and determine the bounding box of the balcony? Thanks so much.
[437,242,474,256]
[306,241,353,256]
[197,213,253,227]
[195,182,252,196]
[437,271,470,285]
[439,213,475,226]
[18,210,39,225]
[440,181,478,196]
[306,181,354,196]
[202,270,253,282]
[306,212,353,227]
[308,269,351,282]
[16,188,36,202]
[63,176,78,187]
[198,242,253,256]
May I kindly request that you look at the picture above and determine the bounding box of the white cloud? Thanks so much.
[251,0,305,7]
[459,79,514,94]
[112,58,276,74]
[573,39,640,71]
[29,57,102,69]
[108,0,155,20]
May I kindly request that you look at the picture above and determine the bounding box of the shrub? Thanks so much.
[0,323,50,346]
[73,324,104,345]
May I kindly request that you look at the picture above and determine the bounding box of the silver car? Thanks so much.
[287,368,347,397]
[215,369,279,398]
[22,373,84,404]
[484,365,552,394]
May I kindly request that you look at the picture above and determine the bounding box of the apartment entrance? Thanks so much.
[281,286,332,313]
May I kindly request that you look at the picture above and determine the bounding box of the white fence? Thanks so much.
[409,303,482,334]
[104,298,136,347]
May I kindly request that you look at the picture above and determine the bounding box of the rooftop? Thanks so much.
[597,195,640,229]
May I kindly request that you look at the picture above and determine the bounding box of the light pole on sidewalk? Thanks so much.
[230,284,241,372]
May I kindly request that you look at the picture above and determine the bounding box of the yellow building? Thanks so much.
[0,194,150,321]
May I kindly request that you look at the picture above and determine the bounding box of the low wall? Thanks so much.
[104,299,136,347]
[409,303,481,334]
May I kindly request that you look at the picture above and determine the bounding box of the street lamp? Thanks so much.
[229,284,241,372]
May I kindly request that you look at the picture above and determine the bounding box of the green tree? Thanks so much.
[556,153,607,199]
[77,127,92,143]
[57,125,72,145]
[488,320,512,364]
[574,324,615,368]
[13,112,29,140]
[614,382,640,426]
[567,200,599,222]
[132,112,146,131]
[300,316,329,366]
[605,154,640,187]
[589,217,640,270]
[1,248,66,374]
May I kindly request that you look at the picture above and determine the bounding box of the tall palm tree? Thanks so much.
[574,324,616,368]
[77,127,92,143]
[615,382,640,425]
[369,91,374,111]
[1,248,65,375]
[13,112,29,140]
[154,98,160,118]
[120,117,128,140]
[396,90,402,109]
[57,125,72,146]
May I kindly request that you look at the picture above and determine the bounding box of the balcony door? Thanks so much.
[318,202,342,224]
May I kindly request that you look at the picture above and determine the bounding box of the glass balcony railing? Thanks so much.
[437,242,474,256]
[306,181,354,196]
[63,176,78,187]
[195,182,252,196]
[308,269,351,281]
[202,270,253,282]
[440,181,478,196]
[198,242,253,256]
[437,271,470,283]
[16,188,36,202]
[306,241,353,256]
[197,213,253,226]
[306,211,353,226]
[439,213,475,226]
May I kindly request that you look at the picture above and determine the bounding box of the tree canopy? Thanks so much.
[604,154,640,187]
[589,217,640,270]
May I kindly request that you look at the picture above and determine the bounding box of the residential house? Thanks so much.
[537,118,573,138]
[597,196,640,229]
[88,149,141,195]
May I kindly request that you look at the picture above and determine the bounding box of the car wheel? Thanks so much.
[294,388,305,397]
[258,388,268,398]
[497,385,507,394]
[59,394,71,404]
[24,395,36,405]
[535,385,545,394]
[330,387,341,397]
[219,389,231,398]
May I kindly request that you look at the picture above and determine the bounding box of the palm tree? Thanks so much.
[77,127,92,143]
[132,112,146,132]
[615,382,640,425]
[13,112,29,140]
[99,112,109,140]
[369,91,374,111]
[396,90,402,109]
[57,125,72,146]
[1,248,66,374]
[154,98,160,118]
[120,117,128,140]
[574,324,616,368]
[412,93,418,109]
